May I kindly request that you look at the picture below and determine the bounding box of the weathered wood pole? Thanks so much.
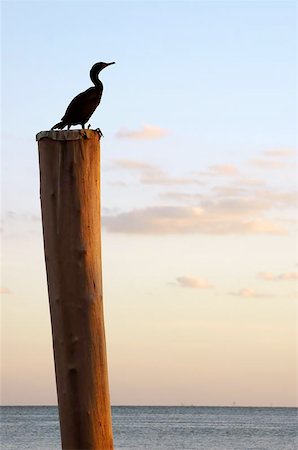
[36,129,114,450]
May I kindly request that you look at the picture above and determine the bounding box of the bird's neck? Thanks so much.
[91,72,103,88]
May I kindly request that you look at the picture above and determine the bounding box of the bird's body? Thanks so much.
[54,84,103,130]
[51,62,114,130]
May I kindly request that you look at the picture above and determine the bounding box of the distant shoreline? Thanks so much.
[1,404,297,409]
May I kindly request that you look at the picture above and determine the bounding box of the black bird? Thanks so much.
[51,62,115,130]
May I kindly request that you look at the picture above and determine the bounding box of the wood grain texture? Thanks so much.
[38,130,113,450]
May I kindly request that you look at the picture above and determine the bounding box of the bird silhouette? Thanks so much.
[51,62,115,131]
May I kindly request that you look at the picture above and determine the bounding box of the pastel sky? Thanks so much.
[1,1,297,407]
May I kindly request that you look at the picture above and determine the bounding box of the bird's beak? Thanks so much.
[105,62,115,67]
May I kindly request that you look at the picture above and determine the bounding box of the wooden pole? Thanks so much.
[36,129,114,450]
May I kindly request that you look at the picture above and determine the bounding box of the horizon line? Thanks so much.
[1,404,297,408]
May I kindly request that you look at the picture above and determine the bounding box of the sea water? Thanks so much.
[1,406,297,449]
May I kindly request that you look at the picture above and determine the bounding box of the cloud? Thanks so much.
[4,211,41,222]
[102,205,286,235]
[248,148,295,168]
[113,159,201,186]
[204,164,240,177]
[113,160,156,171]
[257,272,298,281]
[142,172,201,186]
[2,211,42,238]
[160,192,203,203]
[160,182,269,204]
[116,125,167,140]
[262,149,295,158]
[249,159,287,169]
[229,288,273,298]
[231,177,265,187]
[0,287,12,294]
[106,158,296,235]
[175,276,213,289]
[215,189,295,211]
[108,181,128,187]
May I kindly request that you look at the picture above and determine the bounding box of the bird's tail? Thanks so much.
[51,121,66,130]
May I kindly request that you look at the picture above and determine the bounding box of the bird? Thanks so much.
[51,62,115,131]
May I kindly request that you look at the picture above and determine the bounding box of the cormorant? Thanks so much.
[51,62,115,130]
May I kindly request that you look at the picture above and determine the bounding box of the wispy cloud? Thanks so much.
[113,160,156,171]
[248,148,295,169]
[199,190,296,214]
[105,156,296,235]
[257,271,298,281]
[159,192,202,203]
[202,164,240,177]
[229,288,273,298]
[262,149,295,158]
[175,276,214,289]
[4,211,41,222]
[2,211,42,238]
[102,205,286,235]
[249,159,287,169]
[103,180,296,235]
[108,181,128,187]
[0,287,12,294]
[113,159,201,186]
[116,125,167,140]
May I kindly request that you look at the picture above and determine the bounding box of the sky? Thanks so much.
[1,0,297,407]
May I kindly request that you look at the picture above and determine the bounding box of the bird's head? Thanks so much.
[91,61,115,75]
[90,62,115,85]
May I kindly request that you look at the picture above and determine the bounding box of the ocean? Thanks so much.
[0,406,297,449]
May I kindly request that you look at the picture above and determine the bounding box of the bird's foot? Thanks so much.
[95,128,104,138]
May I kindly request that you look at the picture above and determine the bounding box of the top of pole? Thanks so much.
[36,129,102,142]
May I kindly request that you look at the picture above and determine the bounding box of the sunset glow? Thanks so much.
[1,0,296,407]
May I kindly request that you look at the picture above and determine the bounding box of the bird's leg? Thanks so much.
[96,128,104,138]
[82,124,85,129]
[88,124,91,129]
[67,125,70,130]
